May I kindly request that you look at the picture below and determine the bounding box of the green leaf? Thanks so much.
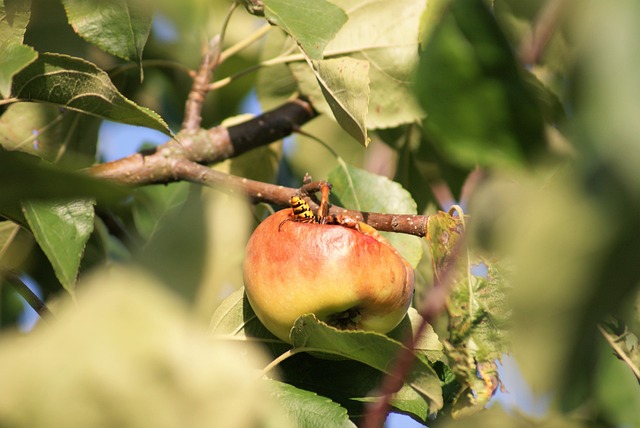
[0,0,38,98]
[291,314,443,414]
[61,0,152,70]
[0,147,128,207]
[424,211,509,415]
[209,288,289,354]
[256,29,299,111]
[0,103,100,165]
[292,57,370,146]
[290,0,426,131]
[415,0,546,168]
[265,379,356,428]
[22,198,95,294]
[210,291,439,424]
[11,53,171,135]
[133,184,206,302]
[388,308,444,364]
[0,42,37,99]
[262,0,347,60]
[328,164,423,268]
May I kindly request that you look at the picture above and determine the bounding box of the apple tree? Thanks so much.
[1,0,640,426]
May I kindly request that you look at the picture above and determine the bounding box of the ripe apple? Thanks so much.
[243,208,414,343]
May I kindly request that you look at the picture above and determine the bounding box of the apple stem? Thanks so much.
[259,346,333,378]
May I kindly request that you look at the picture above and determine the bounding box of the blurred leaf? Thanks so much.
[0,266,290,428]
[0,0,37,98]
[256,29,298,110]
[469,171,614,408]
[262,0,347,60]
[379,125,470,211]
[0,103,100,166]
[0,220,33,271]
[61,0,152,71]
[522,71,566,125]
[0,283,24,329]
[291,314,443,415]
[292,57,370,145]
[194,189,253,319]
[22,198,94,294]
[134,183,205,302]
[0,147,128,207]
[439,405,589,428]
[265,379,356,428]
[328,164,422,268]
[11,53,171,135]
[416,0,545,168]
[290,0,426,131]
[132,181,190,241]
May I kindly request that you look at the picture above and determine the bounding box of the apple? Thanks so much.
[243,208,415,343]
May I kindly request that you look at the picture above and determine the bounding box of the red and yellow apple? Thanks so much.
[243,209,414,343]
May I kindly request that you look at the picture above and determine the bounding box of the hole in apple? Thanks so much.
[326,308,362,330]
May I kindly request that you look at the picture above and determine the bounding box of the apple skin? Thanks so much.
[243,209,414,343]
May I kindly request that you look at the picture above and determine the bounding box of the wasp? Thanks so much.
[278,195,317,231]
[278,181,363,232]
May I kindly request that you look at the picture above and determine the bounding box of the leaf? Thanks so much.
[22,198,95,294]
[11,53,171,135]
[210,291,438,424]
[0,103,100,165]
[387,308,444,364]
[0,146,128,207]
[209,287,289,356]
[133,184,206,302]
[262,0,347,60]
[291,314,443,415]
[291,57,370,145]
[415,0,546,168]
[328,164,423,268]
[265,379,356,428]
[61,0,152,72]
[0,266,291,427]
[0,220,32,271]
[424,211,509,415]
[0,0,38,98]
[290,0,426,131]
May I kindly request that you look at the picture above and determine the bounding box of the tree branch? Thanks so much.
[182,36,222,132]
[174,160,431,237]
[88,97,317,183]
[518,0,570,66]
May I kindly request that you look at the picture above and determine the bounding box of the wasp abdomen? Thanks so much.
[290,196,315,223]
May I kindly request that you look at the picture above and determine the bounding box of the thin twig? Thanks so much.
[518,0,570,66]
[218,23,271,64]
[598,324,640,381]
[181,35,222,132]
[2,270,53,320]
